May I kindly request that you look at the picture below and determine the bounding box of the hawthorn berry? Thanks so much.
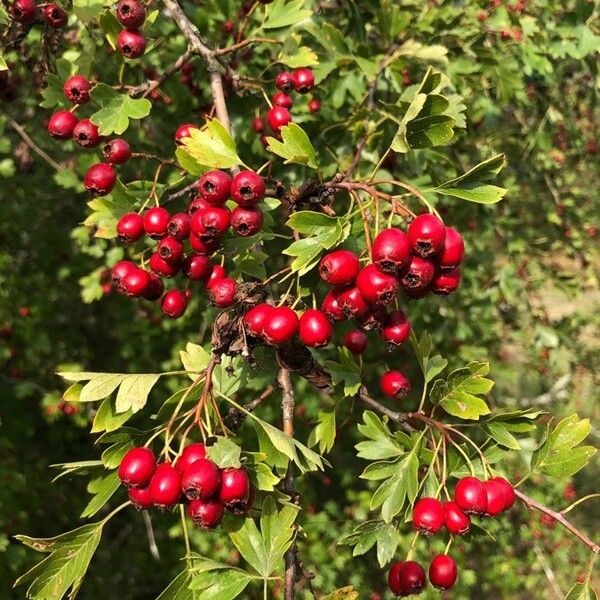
[293,68,315,93]
[47,110,78,140]
[128,486,153,510]
[321,290,345,321]
[73,119,101,147]
[400,255,435,293]
[198,206,231,236]
[490,476,515,510]
[222,19,235,34]
[244,303,275,338]
[299,309,333,348]
[143,207,170,239]
[174,123,198,145]
[231,171,265,207]
[443,501,471,535]
[263,306,299,345]
[157,237,185,263]
[186,196,209,215]
[454,476,487,514]
[187,498,224,529]
[206,264,227,288]
[118,447,156,487]
[483,479,505,516]
[176,443,206,473]
[275,71,295,93]
[167,212,191,240]
[231,206,263,237]
[103,138,131,164]
[319,250,359,286]
[388,562,403,596]
[9,0,37,24]
[336,286,369,318]
[343,330,368,354]
[161,289,188,318]
[115,0,146,28]
[143,273,164,301]
[273,92,293,109]
[181,458,221,500]
[121,268,151,297]
[412,497,445,535]
[63,75,91,104]
[219,468,250,511]
[381,310,411,347]
[209,277,237,308]
[267,106,292,133]
[252,117,265,133]
[429,554,457,590]
[431,267,461,295]
[182,254,212,281]
[407,214,447,257]
[43,2,67,27]
[117,212,144,243]
[117,29,147,59]
[356,264,399,305]
[438,227,465,269]
[84,163,116,196]
[380,370,411,399]
[197,170,232,206]
[308,98,321,113]
[390,561,426,596]
[111,260,136,290]
[148,463,182,508]
[357,305,387,331]
[149,252,181,278]
[372,228,410,274]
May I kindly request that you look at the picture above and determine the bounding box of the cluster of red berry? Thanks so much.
[118,444,252,529]
[388,476,515,595]
[9,0,68,28]
[114,0,147,60]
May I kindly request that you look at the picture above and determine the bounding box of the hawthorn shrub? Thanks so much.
[1,0,599,599]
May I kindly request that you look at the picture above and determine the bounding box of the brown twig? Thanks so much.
[130,48,194,97]
[214,37,280,56]
[162,180,198,204]
[131,152,178,167]
[7,117,63,171]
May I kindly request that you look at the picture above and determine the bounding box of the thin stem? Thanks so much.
[180,504,192,566]
[7,117,63,171]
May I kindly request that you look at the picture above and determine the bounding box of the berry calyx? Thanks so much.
[157,236,185,263]
[343,329,368,354]
[128,486,153,510]
[273,92,293,109]
[117,29,147,59]
[189,234,220,255]
[63,75,91,104]
[117,212,144,243]
[357,305,387,331]
[429,554,457,590]
[84,163,116,196]
[43,3,68,27]
[356,264,399,305]
[182,254,212,281]
[454,476,487,514]
[438,227,465,269]
[372,228,410,274]
[412,497,445,535]
[174,123,198,145]
[275,71,295,93]
[219,468,250,512]
[209,277,237,308]
[244,303,275,338]
[336,286,369,318]
[187,196,209,215]
[319,250,359,286]
[197,170,232,206]
[231,170,265,207]
[231,206,263,237]
[143,207,170,239]
[103,138,131,164]
[161,289,188,318]
[407,214,446,257]
[47,110,78,140]
[380,370,411,399]
[187,498,224,529]
[10,0,37,24]
[115,0,146,28]
[118,447,156,487]
[293,67,315,93]
[381,310,411,347]
[263,306,299,345]
[73,119,101,147]
[299,309,333,348]
[176,443,206,473]
[400,255,435,293]
[181,458,221,500]
[167,212,192,240]
[443,501,470,535]
[431,267,461,295]
[267,106,292,133]
[148,463,182,508]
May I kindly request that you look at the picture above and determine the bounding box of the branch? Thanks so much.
[129,48,193,98]
[214,37,280,56]
[7,117,63,172]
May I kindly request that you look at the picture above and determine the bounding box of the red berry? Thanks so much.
[380,370,411,399]
[175,123,198,145]
[263,306,299,345]
[252,117,265,133]
[187,196,210,215]
[182,254,212,281]
[10,0,37,23]
[143,273,164,301]
[206,264,227,288]
[157,236,185,264]
[321,290,345,321]
[73,118,101,147]
[115,0,146,28]
[308,98,321,113]
[167,212,191,240]
[128,486,153,509]
[299,309,333,348]
[490,476,515,510]
[231,170,265,207]
[454,476,487,514]
[267,106,292,133]
[197,170,232,206]
[209,277,237,307]
[343,330,368,354]
[161,289,188,318]
[483,479,506,516]
[176,443,207,473]
[407,214,446,258]
[357,305,387,331]
[231,206,263,237]
[431,267,461,295]
[63,75,91,104]
[319,250,359,286]
[356,264,399,305]
[244,303,275,338]
[222,19,235,34]
[117,29,147,59]
[117,212,144,242]
[293,68,315,93]
[372,228,410,274]
[187,498,224,529]
[181,458,221,500]
[275,71,295,93]
[111,260,136,291]
[121,268,151,297]
[47,110,78,140]
[337,286,369,318]
[149,252,181,278]
[118,447,156,487]
[412,497,445,535]
[148,463,182,508]
[438,227,465,269]
[273,92,293,109]
[429,554,457,590]
[198,206,231,236]
[381,310,411,347]
[143,207,170,239]
[388,562,403,596]
[400,255,435,293]
[84,163,116,196]
[393,561,426,596]
[219,468,250,511]
[43,3,68,27]
[103,138,131,164]
[443,501,470,535]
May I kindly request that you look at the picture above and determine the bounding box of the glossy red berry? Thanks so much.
[149,252,181,278]
[43,2,68,26]
[181,458,221,501]
[187,498,224,529]
[407,214,446,257]
[198,206,231,236]
[118,447,156,487]
[438,227,465,269]
[143,207,170,239]
[273,92,293,109]
[344,330,368,354]
[143,273,164,301]
[189,233,220,255]
[431,267,461,295]
[483,479,506,516]
[115,0,146,28]
[244,303,275,338]
[391,561,426,596]
[372,228,410,274]
[357,304,387,331]
[252,117,265,133]
[167,212,191,240]
[336,286,369,318]
[47,110,78,140]
[275,71,295,93]
[219,468,250,510]
[319,250,359,286]
[388,562,403,596]
[103,138,131,164]
[111,260,136,291]
[197,170,232,206]
[175,123,198,145]
[308,98,321,113]
[161,289,188,318]
[380,370,411,399]
[128,486,153,509]
[117,212,144,243]
[299,309,333,348]
[117,29,147,59]
[293,68,315,93]
[454,476,487,514]
[209,277,236,308]
[206,264,227,288]
[267,106,292,133]
[187,196,209,215]
[157,237,184,264]
[182,254,212,281]
[10,0,37,23]
[73,119,101,147]
[443,501,470,535]
[176,443,206,473]
[231,206,263,237]
[121,268,151,297]
[400,255,435,293]
[84,163,116,196]
[490,476,516,510]
[429,554,457,590]
[231,170,265,207]
[380,310,411,347]
[263,306,299,345]
[149,463,182,508]
[63,75,91,104]
[321,290,345,321]
[356,264,399,305]
[412,497,445,535]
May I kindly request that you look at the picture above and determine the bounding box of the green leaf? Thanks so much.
[324,347,361,397]
[541,446,597,478]
[308,408,336,454]
[355,411,404,461]
[429,361,493,421]
[321,587,360,600]
[190,567,254,599]
[410,331,447,384]
[91,397,133,433]
[180,119,241,170]
[278,45,318,68]
[40,73,65,109]
[115,373,161,413]
[247,462,281,492]
[82,181,135,239]
[51,460,104,482]
[73,0,104,22]
[206,437,242,469]
[0,54,8,71]
[486,423,521,450]
[261,0,311,30]
[339,519,400,568]
[81,471,120,518]
[156,570,195,600]
[266,123,317,169]
[90,84,151,135]
[180,343,211,376]
[565,581,598,600]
